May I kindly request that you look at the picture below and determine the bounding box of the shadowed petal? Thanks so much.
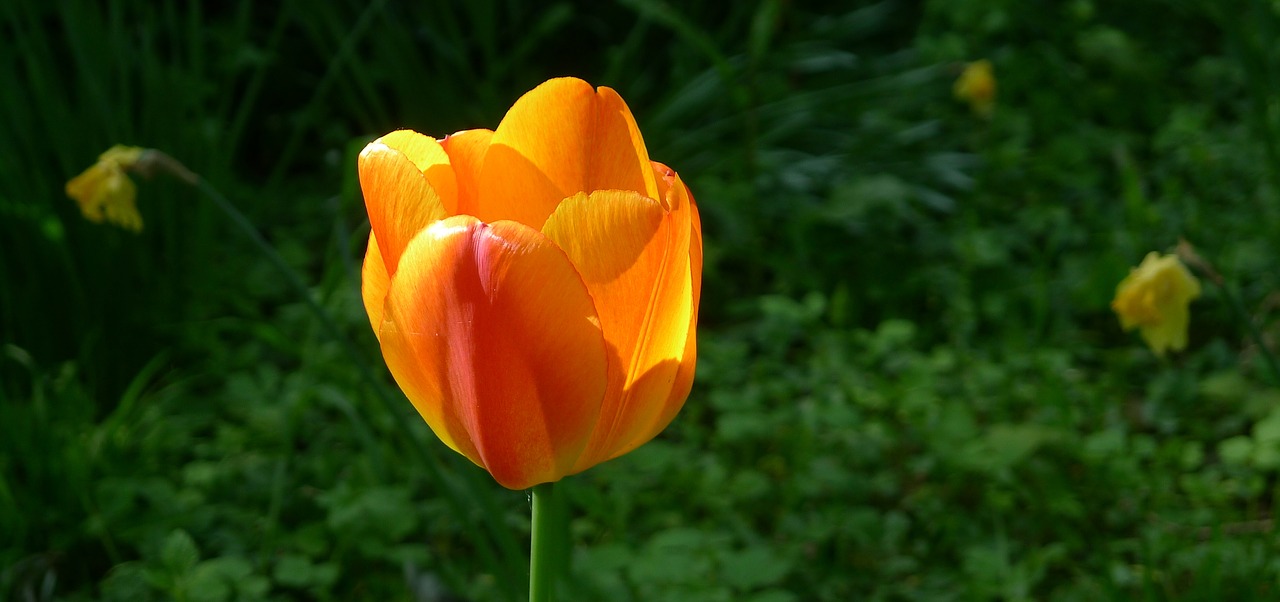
[379,215,609,489]
[361,232,390,337]
[618,179,703,456]
[439,128,493,218]
[66,156,144,232]
[542,187,693,471]
[66,164,110,212]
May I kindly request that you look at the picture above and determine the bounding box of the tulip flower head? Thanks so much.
[66,145,147,232]
[359,78,702,490]
[1112,252,1201,356]
[954,59,997,118]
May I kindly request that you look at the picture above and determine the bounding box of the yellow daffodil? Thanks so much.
[954,59,997,117]
[66,145,147,232]
[1112,252,1201,356]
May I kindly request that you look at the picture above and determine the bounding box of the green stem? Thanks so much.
[530,482,559,602]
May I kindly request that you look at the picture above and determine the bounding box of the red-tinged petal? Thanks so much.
[439,128,493,218]
[541,189,694,471]
[650,164,703,306]
[475,77,659,228]
[361,232,390,336]
[359,141,449,274]
[379,215,609,489]
[650,161,676,209]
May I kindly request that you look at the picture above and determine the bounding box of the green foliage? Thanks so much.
[4,0,1280,601]
[570,293,1280,600]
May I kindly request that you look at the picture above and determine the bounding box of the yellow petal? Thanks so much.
[358,141,449,275]
[379,216,609,489]
[361,232,391,336]
[475,77,659,228]
[621,173,703,454]
[375,130,459,215]
[615,171,702,456]
[66,163,112,222]
[98,145,145,167]
[66,161,143,232]
[101,173,142,232]
[439,128,494,217]
[542,184,694,471]
[954,60,996,117]
[1111,252,1201,356]
[1141,300,1190,355]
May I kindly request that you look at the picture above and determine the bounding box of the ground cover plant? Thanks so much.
[3,0,1280,600]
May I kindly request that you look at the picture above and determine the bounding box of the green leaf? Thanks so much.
[159,529,200,575]
[274,554,338,589]
[720,546,791,590]
[748,591,799,602]
[185,563,232,602]
[1219,436,1255,467]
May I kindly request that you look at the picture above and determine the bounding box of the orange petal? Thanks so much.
[375,130,459,215]
[617,186,702,456]
[361,232,391,337]
[656,167,703,317]
[379,215,609,489]
[541,188,694,471]
[439,128,493,218]
[475,77,659,228]
[359,140,449,275]
[688,182,704,309]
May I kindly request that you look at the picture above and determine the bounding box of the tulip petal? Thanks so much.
[379,215,609,489]
[375,130,460,215]
[439,128,493,218]
[361,232,391,336]
[613,173,701,457]
[542,187,693,471]
[687,181,704,309]
[476,77,659,228]
[624,185,702,454]
[359,140,449,275]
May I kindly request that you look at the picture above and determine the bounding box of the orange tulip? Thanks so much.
[359,77,702,490]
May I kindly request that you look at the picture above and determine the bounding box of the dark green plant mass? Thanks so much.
[3,0,1279,600]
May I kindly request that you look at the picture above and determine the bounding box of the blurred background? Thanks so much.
[3,0,1280,600]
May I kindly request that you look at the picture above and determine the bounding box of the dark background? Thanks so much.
[3,1,1280,600]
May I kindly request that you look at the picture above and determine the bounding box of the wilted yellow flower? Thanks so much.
[66,145,147,232]
[954,59,997,117]
[1112,252,1201,356]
